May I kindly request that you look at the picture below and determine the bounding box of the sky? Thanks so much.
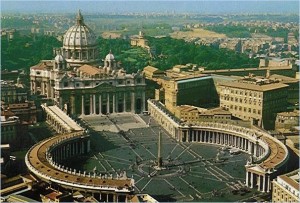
[1,1,299,14]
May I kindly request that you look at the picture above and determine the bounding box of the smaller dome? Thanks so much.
[55,54,65,63]
[105,53,114,61]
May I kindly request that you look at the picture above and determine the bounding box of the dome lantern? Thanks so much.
[76,10,84,26]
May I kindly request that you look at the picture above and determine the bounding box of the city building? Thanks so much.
[29,11,146,115]
[272,169,300,203]
[156,74,219,114]
[275,110,299,131]
[1,102,37,124]
[218,76,289,129]
[1,80,28,104]
[174,105,251,127]
[1,115,19,144]
[143,65,164,80]
[40,188,73,203]
[269,74,299,107]
[130,31,149,49]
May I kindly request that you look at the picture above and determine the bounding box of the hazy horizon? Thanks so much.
[1,1,299,14]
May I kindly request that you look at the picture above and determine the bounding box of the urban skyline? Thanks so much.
[1,0,299,14]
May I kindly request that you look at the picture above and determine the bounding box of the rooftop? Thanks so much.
[279,169,300,191]
[219,80,289,91]
[78,64,101,76]
[30,61,53,70]
[277,110,299,117]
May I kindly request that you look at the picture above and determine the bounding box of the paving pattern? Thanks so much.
[66,113,257,202]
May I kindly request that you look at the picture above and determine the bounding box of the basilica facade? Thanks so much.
[30,11,146,115]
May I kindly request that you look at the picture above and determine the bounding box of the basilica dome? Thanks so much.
[60,10,99,67]
[63,11,97,48]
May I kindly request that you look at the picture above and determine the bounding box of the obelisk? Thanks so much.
[157,131,162,168]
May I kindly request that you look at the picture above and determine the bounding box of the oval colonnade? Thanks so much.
[148,99,289,193]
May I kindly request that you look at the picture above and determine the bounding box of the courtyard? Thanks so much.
[65,113,258,202]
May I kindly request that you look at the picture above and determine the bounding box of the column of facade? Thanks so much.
[107,93,110,114]
[81,95,84,115]
[70,94,75,115]
[59,97,63,109]
[123,92,126,112]
[99,94,102,115]
[42,81,45,95]
[90,95,93,115]
[113,94,116,113]
[93,94,96,114]
[115,94,119,113]
[131,92,135,113]
[81,141,85,154]
[142,91,146,112]
[204,131,207,143]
